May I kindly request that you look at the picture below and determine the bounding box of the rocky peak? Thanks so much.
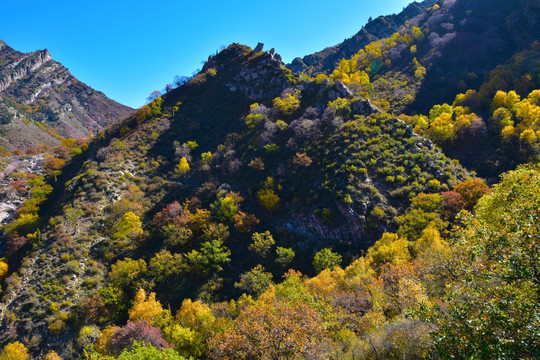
[198,43,293,102]
[0,43,53,92]
[0,40,133,149]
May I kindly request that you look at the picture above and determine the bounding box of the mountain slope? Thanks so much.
[0,43,468,357]
[0,40,133,150]
[289,0,540,180]
[288,0,436,75]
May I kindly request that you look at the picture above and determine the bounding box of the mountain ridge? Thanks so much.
[0,40,133,151]
[288,0,437,75]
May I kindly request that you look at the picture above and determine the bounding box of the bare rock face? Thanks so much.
[253,42,264,52]
[202,43,291,102]
[0,40,133,149]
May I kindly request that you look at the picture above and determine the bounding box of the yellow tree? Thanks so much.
[0,342,30,360]
[128,288,164,325]
[366,232,411,269]
[113,211,143,240]
[176,157,190,176]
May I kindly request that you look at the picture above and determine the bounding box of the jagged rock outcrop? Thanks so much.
[201,43,291,102]
[0,40,133,150]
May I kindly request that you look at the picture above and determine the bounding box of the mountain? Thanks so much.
[0,40,133,151]
[0,43,468,357]
[289,0,540,180]
[0,1,538,359]
[288,0,437,75]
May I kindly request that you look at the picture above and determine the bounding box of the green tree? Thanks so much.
[117,341,187,360]
[211,194,238,222]
[275,247,295,267]
[313,248,342,273]
[185,240,231,274]
[234,265,274,296]
[426,164,540,359]
[249,231,275,257]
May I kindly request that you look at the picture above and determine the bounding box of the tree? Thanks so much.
[43,157,66,175]
[148,250,185,283]
[248,157,265,170]
[441,190,466,220]
[78,325,101,349]
[249,231,275,257]
[365,233,410,269]
[117,341,187,360]
[211,194,238,222]
[257,189,280,212]
[207,299,327,360]
[426,164,540,359]
[0,259,8,283]
[234,211,259,233]
[293,152,313,167]
[129,289,164,325]
[176,157,190,176]
[313,248,342,273]
[273,91,300,115]
[185,240,231,274]
[169,299,217,358]
[113,211,143,241]
[0,342,30,360]
[452,179,490,210]
[397,208,446,241]
[111,321,172,355]
[234,265,274,296]
[276,247,295,267]
[147,90,162,102]
[44,350,62,360]
[110,258,147,292]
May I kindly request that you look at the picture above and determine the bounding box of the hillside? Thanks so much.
[288,0,437,75]
[0,40,133,151]
[294,0,540,179]
[0,43,470,358]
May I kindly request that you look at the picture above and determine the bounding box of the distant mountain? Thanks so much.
[0,40,133,150]
[288,0,437,75]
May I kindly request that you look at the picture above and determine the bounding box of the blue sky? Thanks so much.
[1,0,415,108]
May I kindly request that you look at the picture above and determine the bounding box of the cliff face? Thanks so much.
[0,40,133,150]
